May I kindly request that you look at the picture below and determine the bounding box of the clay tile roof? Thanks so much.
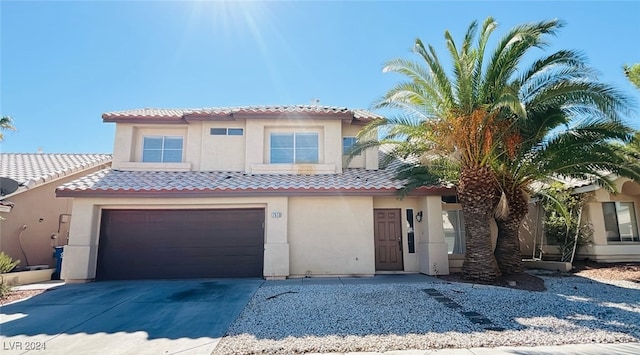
[56,156,452,197]
[1,153,112,193]
[102,105,382,122]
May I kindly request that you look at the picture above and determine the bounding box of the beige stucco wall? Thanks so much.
[574,178,640,262]
[200,120,246,171]
[61,196,290,282]
[110,118,379,174]
[0,165,108,269]
[111,123,135,167]
[62,193,452,281]
[288,196,375,276]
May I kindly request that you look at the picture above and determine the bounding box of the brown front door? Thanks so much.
[374,209,403,271]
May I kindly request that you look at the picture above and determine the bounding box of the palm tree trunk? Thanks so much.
[494,186,528,275]
[459,166,502,281]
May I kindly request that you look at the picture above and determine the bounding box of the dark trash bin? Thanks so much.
[52,246,64,280]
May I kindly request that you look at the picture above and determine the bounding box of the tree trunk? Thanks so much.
[494,184,529,275]
[459,166,502,281]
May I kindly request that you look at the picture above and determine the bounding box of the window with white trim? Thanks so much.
[270,132,319,164]
[443,210,466,254]
[343,137,359,155]
[142,136,183,163]
[603,202,639,242]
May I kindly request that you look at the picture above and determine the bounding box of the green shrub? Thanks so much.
[539,183,592,262]
[0,252,20,298]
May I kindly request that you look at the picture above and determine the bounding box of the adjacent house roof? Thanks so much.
[102,105,381,125]
[56,157,454,198]
[0,153,112,197]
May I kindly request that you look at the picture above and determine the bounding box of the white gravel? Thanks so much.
[213,276,640,354]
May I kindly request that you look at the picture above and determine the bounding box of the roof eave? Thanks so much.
[56,186,454,198]
[573,184,599,194]
[183,113,235,122]
[102,116,187,124]
[232,112,354,120]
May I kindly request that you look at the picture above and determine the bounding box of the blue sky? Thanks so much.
[1,1,639,153]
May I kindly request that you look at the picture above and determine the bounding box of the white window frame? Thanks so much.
[142,136,183,163]
[443,209,466,254]
[343,136,360,155]
[269,132,319,164]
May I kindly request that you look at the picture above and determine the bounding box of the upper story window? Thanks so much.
[270,132,318,164]
[211,128,244,136]
[603,202,639,243]
[142,136,183,163]
[343,137,359,155]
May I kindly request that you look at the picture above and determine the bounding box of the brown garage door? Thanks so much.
[96,209,265,280]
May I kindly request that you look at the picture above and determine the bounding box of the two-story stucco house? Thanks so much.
[56,105,456,282]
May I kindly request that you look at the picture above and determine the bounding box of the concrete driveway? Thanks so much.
[0,279,263,355]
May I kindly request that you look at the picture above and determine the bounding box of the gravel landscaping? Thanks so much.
[214,274,640,354]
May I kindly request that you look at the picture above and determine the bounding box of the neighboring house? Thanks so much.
[0,154,112,269]
[520,176,640,262]
[56,105,457,282]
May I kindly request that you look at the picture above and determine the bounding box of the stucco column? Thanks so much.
[585,202,606,246]
[186,121,202,171]
[244,120,264,173]
[365,147,379,170]
[61,200,100,282]
[111,124,134,170]
[324,121,343,174]
[418,196,450,275]
[263,197,290,279]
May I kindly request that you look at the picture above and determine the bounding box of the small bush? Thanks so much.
[0,252,20,298]
[540,183,592,262]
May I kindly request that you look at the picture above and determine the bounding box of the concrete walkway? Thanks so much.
[263,273,443,286]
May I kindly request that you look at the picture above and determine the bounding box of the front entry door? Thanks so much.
[374,209,403,271]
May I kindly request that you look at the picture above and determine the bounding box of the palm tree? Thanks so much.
[491,50,638,275]
[0,116,16,142]
[353,18,569,281]
[624,64,640,89]
[623,131,640,159]
[352,17,638,280]
[494,121,638,274]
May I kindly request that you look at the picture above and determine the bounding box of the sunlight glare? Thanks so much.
[183,1,302,104]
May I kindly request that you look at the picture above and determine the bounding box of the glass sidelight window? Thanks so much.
[603,202,639,242]
[443,210,466,254]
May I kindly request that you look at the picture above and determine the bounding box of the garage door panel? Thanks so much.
[102,243,264,262]
[105,263,263,279]
[97,209,265,280]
